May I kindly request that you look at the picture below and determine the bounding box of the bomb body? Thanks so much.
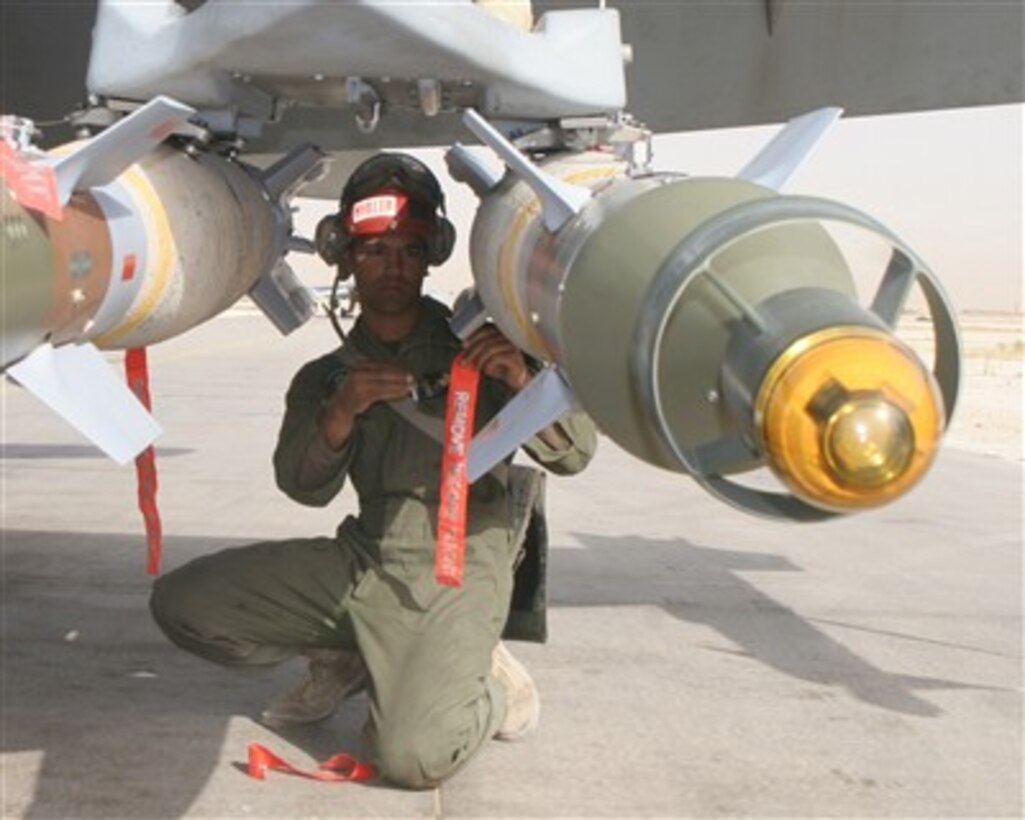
[2,145,281,368]
[461,150,957,518]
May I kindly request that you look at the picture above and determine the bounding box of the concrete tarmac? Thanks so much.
[2,311,1021,818]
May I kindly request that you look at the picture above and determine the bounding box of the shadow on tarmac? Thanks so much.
[1,530,369,819]
[554,532,998,718]
[1,527,1004,817]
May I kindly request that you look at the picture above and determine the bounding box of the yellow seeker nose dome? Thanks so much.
[755,327,944,511]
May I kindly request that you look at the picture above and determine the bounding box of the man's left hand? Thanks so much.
[461,324,530,392]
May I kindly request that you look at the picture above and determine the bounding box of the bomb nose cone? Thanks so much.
[756,327,944,511]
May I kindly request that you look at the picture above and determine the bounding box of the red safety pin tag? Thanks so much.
[435,353,480,587]
[247,743,376,783]
[125,347,163,576]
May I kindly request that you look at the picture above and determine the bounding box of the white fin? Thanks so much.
[50,95,194,204]
[466,366,576,482]
[737,107,842,191]
[463,109,591,231]
[7,343,161,464]
[248,261,314,335]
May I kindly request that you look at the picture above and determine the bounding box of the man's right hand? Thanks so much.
[320,361,415,450]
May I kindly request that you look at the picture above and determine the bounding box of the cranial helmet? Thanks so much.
[315,152,456,271]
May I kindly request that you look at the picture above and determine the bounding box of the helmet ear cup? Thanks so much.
[315,212,349,267]
[427,215,456,266]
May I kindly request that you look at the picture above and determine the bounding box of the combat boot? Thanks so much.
[261,649,367,728]
[491,642,540,741]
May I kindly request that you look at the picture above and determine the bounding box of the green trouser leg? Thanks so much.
[348,557,514,789]
[150,536,363,665]
[150,534,515,790]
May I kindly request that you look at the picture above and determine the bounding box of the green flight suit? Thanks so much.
[150,297,597,788]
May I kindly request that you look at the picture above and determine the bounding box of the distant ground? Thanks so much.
[899,310,1023,462]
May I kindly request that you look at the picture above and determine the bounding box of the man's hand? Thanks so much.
[464,324,574,451]
[461,324,530,392]
[321,361,414,449]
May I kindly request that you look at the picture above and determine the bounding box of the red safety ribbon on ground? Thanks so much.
[247,743,376,783]
[435,353,481,587]
[124,347,163,576]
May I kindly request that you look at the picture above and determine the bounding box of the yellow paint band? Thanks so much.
[94,164,175,347]
[496,164,621,353]
[564,166,620,186]
[497,195,544,351]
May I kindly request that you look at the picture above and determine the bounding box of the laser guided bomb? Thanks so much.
[1,97,326,462]
[450,110,961,521]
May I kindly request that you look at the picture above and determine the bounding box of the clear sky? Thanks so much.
[294,104,1023,314]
